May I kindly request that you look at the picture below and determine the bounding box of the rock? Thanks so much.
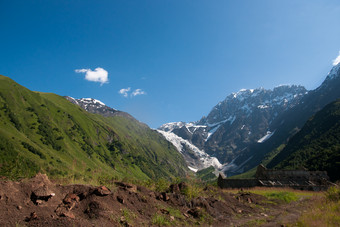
[63,193,80,204]
[56,206,75,219]
[183,213,190,218]
[63,211,75,219]
[120,216,132,227]
[148,192,156,198]
[17,205,22,210]
[32,185,54,198]
[169,184,180,193]
[191,197,209,209]
[36,199,43,205]
[170,216,175,221]
[161,192,169,201]
[117,195,125,204]
[25,212,38,222]
[115,182,137,193]
[187,207,202,218]
[120,216,126,222]
[160,208,169,214]
[93,186,111,196]
[31,185,55,204]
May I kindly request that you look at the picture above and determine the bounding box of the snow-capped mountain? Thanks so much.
[64,96,137,121]
[65,97,118,117]
[158,85,308,174]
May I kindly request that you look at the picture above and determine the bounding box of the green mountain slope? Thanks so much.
[0,75,188,182]
[267,99,340,181]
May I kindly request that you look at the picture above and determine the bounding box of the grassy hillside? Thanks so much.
[267,99,340,181]
[0,75,188,182]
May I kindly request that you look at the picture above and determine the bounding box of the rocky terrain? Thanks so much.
[0,174,317,227]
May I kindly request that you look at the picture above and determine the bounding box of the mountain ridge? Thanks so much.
[0,75,188,182]
[158,63,340,177]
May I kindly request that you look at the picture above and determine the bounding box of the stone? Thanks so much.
[63,211,75,219]
[187,207,202,218]
[36,199,43,205]
[93,186,111,196]
[183,213,189,218]
[115,182,137,193]
[63,193,80,204]
[117,195,124,204]
[161,192,169,201]
[25,212,38,221]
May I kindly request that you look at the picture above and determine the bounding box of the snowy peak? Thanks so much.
[326,63,340,80]
[64,96,118,117]
[78,98,106,107]
[158,84,308,175]
[201,85,307,126]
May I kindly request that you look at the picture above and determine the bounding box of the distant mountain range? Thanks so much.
[158,63,340,178]
[1,61,339,183]
[0,75,188,181]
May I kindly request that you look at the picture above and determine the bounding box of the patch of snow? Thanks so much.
[258,105,269,109]
[68,97,79,105]
[206,125,221,140]
[159,122,185,132]
[157,130,223,170]
[257,130,275,143]
[188,166,198,172]
[79,98,106,106]
[327,62,340,80]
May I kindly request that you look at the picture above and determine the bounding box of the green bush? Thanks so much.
[326,186,340,202]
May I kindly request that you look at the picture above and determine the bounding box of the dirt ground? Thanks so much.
[0,174,315,226]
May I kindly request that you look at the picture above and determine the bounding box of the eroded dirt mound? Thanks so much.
[0,174,307,226]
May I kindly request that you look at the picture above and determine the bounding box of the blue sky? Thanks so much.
[1,1,340,128]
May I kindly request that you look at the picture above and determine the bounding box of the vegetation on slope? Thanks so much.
[0,75,188,182]
[267,99,340,181]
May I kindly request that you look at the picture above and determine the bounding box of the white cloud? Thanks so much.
[132,89,146,97]
[333,51,340,66]
[118,87,146,97]
[75,67,108,85]
[119,87,131,97]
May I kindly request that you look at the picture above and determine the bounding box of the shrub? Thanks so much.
[326,186,340,202]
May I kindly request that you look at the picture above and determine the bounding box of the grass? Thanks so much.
[121,208,136,224]
[263,191,298,203]
[0,75,188,183]
[151,214,170,226]
[295,186,340,226]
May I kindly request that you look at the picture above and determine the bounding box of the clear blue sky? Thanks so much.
[1,1,340,128]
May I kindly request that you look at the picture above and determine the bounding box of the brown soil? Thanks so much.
[0,174,312,226]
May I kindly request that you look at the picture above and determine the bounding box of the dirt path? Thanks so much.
[0,174,317,226]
